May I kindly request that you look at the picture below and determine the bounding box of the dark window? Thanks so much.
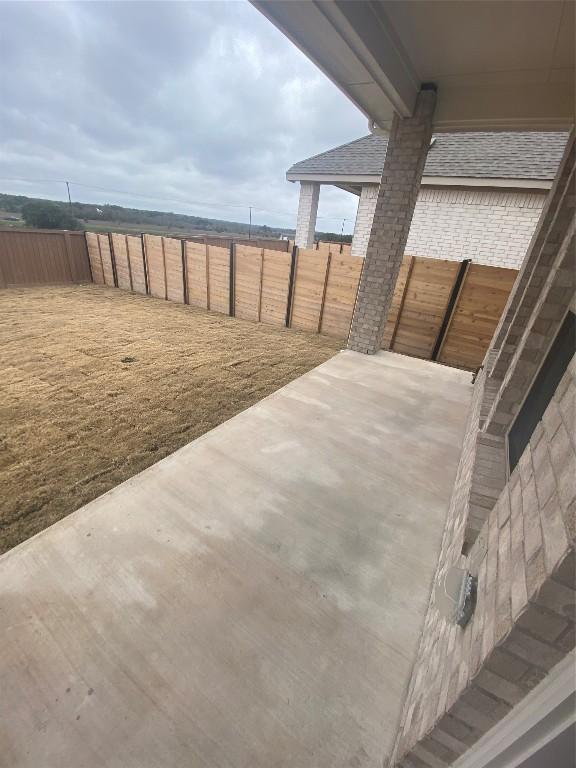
[508,310,575,472]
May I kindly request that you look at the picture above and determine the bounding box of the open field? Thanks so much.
[0,285,340,553]
[0,217,244,238]
[68,220,251,238]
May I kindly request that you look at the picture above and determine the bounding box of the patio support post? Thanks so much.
[294,181,320,248]
[348,88,436,354]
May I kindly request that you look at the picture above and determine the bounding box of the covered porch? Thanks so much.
[252,4,575,768]
[256,0,574,353]
[1,351,471,767]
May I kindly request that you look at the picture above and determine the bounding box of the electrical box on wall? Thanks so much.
[435,566,478,628]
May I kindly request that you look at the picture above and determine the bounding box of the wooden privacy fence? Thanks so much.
[86,231,517,370]
[0,229,91,287]
[382,255,518,369]
[85,232,364,340]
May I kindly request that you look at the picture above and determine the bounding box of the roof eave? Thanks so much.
[286,172,381,184]
[286,172,553,190]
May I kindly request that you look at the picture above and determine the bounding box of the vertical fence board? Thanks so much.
[97,234,115,287]
[186,241,209,309]
[438,264,518,370]
[260,249,292,327]
[163,236,185,304]
[290,248,330,332]
[86,232,105,285]
[381,255,415,350]
[206,245,230,315]
[126,235,146,294]
[143,234,166,299]
[110,233,132,290]
[319,253,363,340]
[391,257,461,360]
[234,244,263,322]
[68,234,90,282]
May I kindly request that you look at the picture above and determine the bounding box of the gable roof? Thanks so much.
[287,132,568,182]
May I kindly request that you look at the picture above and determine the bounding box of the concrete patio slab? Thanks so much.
[0,351,471,768]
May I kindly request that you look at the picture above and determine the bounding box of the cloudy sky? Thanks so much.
[0,1,368,233]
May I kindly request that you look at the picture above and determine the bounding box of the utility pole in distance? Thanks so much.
[65,181,72,209]
[248,206,253,240]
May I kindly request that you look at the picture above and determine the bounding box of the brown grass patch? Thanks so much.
[1,285,341,553]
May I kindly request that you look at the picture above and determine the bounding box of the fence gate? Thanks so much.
[382,255,517,370]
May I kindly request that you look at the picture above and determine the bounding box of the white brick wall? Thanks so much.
[351,185,547,269]
[294,182,320,248]
[351,185,378,256]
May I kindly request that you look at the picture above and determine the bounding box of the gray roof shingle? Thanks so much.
[288,132,568,180]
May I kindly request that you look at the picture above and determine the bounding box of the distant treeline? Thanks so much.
[0,193,352,242]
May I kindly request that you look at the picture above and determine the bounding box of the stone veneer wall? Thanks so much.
[389,359,575,767]
[348,89,436,354]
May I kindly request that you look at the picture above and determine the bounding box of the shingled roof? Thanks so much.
[287,132,568,181]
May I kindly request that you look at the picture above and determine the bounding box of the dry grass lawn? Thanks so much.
[1,285,341,554]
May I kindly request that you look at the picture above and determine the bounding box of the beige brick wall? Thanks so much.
[389,128,575,768]
[389,362,575,767]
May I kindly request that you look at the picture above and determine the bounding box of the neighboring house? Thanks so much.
[288,132,567,267]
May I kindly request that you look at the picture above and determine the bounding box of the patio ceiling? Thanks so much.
[252,0,575,132]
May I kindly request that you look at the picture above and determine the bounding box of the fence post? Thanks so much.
[432,258,471,361]
[181,239,189,304]
[108,232,118,287]
[285,245,298,328]
[140,234,150,295]
[229,241,235,317]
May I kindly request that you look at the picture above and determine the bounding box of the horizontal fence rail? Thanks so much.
[0,229,91,287]
[188,235,291,252]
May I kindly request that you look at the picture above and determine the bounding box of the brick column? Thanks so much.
[294,181,320,248]
[348,89,436,354]
[351,185,378,257]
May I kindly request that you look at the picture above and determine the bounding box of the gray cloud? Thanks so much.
[0,1,367,232]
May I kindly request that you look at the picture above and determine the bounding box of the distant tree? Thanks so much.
[22,200,82,231]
